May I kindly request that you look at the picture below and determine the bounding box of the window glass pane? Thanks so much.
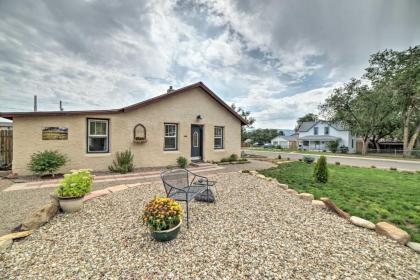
[96,122,106,135]
[314,127,318,135]
[193,131,199,147]
[164,137,176,149]
[165,124,176,137]
[89,121,95,135]
[214,138,222,148]
[89,137,107,152]
[324,127,329,134]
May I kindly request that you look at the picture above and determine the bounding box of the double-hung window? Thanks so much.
[324,127,329,135]
[87,119,109,153]
[164,123,178,150]
[314,127,318,135]
[214,126,224,149]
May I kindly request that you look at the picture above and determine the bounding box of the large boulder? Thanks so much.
[320,197,350,220]
[311,200,326,208]
[285,189,298,195]
[350,216,375,230]
[21,200,59,231]
[375,222,410,245]
[407,242,420,254]
[298,193,314,202]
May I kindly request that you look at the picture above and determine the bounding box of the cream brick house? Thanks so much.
[0,82,247,175]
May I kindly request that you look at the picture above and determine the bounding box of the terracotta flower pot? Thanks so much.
[150,220,182,242]
[58,196,84,213]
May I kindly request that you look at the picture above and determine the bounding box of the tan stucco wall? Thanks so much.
[12,88,242,175]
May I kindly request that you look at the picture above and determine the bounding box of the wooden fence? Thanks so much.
[0,130,12,166]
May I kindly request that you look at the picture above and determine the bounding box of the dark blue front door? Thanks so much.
[191,125,203,161]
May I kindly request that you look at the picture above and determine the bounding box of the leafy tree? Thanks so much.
[326,140,339,153]
[248,128,279,144]
[231,103,256,141]
[296,113,318,131]
[364,46,420,156]
[320,79,396,155]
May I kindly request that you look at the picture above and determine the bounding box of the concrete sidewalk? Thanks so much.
[4,164,224,192]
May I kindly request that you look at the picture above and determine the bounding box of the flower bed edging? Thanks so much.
[243,170,419,254]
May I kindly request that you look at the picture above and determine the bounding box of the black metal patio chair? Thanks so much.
[160,168,216,228]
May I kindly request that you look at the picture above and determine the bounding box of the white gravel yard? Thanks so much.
[0,172,418,279]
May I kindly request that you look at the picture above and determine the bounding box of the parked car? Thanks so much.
[263,143,273,148]
[252,142,264,147]
[339,146,349,153]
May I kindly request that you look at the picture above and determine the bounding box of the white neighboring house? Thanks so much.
[297,120,356,153]
[271,134,298,148]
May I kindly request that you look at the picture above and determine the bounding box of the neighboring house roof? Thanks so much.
[0,82,248,125]
[297,120,345,132]
[299,135,340,141]
[271,134,298,142]
[0,122,12,127]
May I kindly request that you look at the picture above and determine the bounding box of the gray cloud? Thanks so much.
[0,0,419,128]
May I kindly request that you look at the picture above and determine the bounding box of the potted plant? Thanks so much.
[55,169,93,213]
[142,197,183,242]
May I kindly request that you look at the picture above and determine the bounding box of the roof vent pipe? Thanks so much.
[167,86,174,93]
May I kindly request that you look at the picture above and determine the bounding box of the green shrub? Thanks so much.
[242,169,250,173]
[371,165,376,168]
[335,162,340,165]
[108,150,134,174]
[277,155,282,159]
[390,167,397,171]
[229,154,239,162]
[28,150,67,176]
[56,169,93,198]
[326,140,339,153]
[177,156,188,168]
[313,156,328,183]
[303,156,315,164]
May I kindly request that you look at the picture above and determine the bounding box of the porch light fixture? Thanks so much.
[196,115,203,121]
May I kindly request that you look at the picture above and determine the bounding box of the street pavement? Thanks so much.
[244,149,420,172]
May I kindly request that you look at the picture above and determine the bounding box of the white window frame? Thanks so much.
[164,123,178,150]
[87,118,109,153]
[214,126,224,149]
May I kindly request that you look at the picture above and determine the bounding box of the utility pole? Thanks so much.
[59,100,63,111]
[34,95,37,112]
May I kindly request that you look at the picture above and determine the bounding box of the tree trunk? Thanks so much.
[406,124,420,156]
[362,138,369,156]
[374,141,381,153]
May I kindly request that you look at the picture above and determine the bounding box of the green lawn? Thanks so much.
[259,162,420,242]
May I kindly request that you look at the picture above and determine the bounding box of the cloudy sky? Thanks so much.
[1,0,419,128]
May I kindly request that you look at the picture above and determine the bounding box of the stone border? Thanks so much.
[0,182,150,253]
[241,170,419,254]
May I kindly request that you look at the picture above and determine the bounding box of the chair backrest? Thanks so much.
[161,169,189,196]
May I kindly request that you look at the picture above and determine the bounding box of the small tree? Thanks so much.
[326,140,339,153]
[313,156,328,183]
[28,150,67,176]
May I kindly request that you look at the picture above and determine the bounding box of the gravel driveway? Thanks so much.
[0,160,274,236]
[1,172,417,279]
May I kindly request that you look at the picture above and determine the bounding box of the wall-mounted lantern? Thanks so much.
[196,115,203,121]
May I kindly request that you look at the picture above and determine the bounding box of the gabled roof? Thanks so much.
[297,120,345,132]
[0,82,248,125]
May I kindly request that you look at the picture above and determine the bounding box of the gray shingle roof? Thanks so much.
[297,120,345,132]
[299,135,340,141]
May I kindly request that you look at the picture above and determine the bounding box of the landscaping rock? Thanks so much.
[285,189,298,195]
[277,183,288,190]
[298,193,314,202]
[194,189,215,203]
[0,239,12,252]
[376,222,410,245]
[320,198,350,220]
[21,201,59,231]
[311,200,326,208]
[83,189,110,202]
[256,174,266,179]
[249,170,258,175]
[0,230,33,241]
[407,242,420,253]
[350,216,375,230]
[106,184,128,193]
